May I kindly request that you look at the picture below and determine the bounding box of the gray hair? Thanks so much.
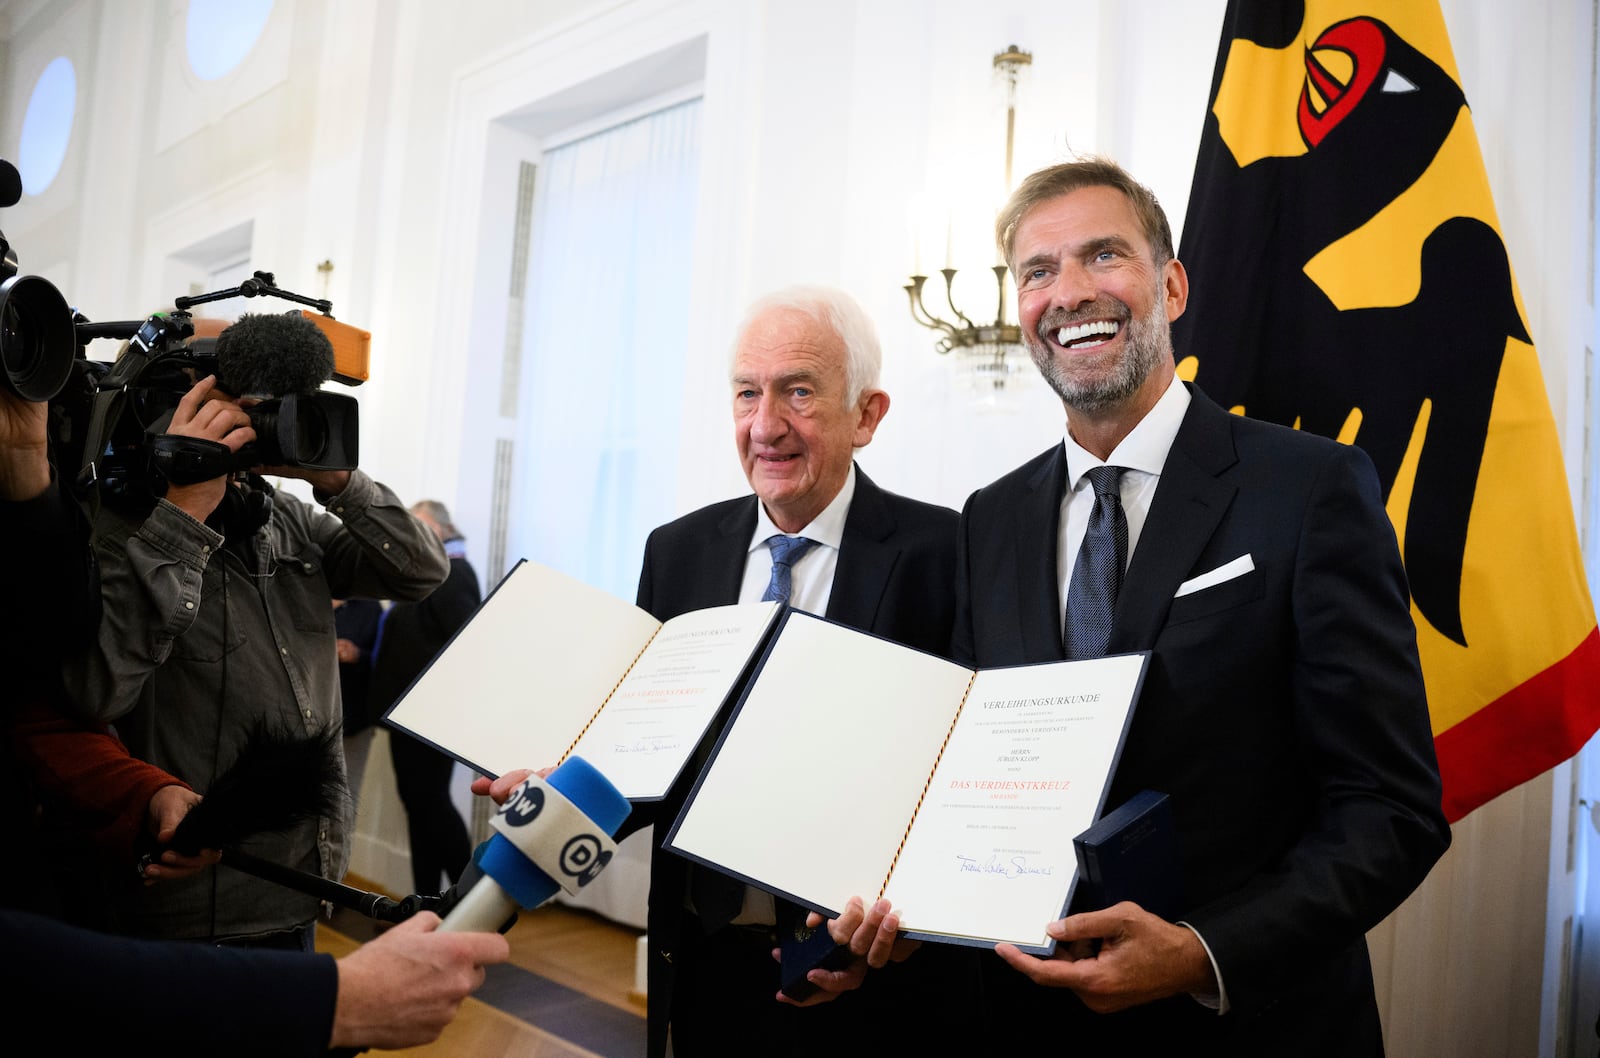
[410,499,461,541]
[730,285,883,405]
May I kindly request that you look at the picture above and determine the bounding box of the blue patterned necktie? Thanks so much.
[1064,466,1127,660]
[762,535,817,605]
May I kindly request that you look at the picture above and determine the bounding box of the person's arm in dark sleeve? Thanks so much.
[1,908,336,1057]
[1180,442,1451,1014]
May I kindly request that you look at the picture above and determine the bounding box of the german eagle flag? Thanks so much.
[1172,0,1600,821]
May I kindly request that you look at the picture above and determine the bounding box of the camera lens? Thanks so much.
[244,395,325,466]
[241,392,356,470]
[0,299,40,372]
[0,273,75,402]
[244,401,284,466]
[291,400,329,463]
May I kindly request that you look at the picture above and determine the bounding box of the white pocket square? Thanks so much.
[1175,554,1255,598]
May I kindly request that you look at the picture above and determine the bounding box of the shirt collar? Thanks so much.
[1062,375,1190,487]
[748,463,856,554]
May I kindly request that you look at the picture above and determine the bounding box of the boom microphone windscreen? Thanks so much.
[166,727,347,856]
[214,312,335,397]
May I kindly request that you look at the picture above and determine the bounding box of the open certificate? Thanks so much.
[665,611,1148,951]
[381,560,780,801]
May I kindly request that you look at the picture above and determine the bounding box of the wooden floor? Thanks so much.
[318,897,646,1057]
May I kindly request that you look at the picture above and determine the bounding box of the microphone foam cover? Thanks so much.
[214,311,335,397]
[477,756,631,910]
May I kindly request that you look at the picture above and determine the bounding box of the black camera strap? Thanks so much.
[72,384,128,488]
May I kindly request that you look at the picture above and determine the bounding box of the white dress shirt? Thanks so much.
[1055,375,1190,620]
[738,464,855,612]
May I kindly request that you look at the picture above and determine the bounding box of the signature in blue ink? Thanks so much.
[955,854,1054,879]
[612,740,678,755]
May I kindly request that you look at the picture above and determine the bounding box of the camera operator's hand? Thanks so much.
[257,463,352,497]
[163,375,255,523]
[0,386,52,501]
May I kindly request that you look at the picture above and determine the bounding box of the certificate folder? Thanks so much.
[381,559,781,801]
[665,610,1149,952]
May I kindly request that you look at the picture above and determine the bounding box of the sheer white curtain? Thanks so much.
[511,97,701,600]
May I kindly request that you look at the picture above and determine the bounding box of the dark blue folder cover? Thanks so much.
[1072,789,1180,919]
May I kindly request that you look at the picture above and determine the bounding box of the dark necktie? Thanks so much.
[1063,466,1127,660]
[762,535,817,605]
[690,534,819,932]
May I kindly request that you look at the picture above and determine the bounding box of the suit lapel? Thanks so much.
[1014,445,1068,662]
[1112,386,1239,652]
[709,499,757,607]
[827,467,895,630]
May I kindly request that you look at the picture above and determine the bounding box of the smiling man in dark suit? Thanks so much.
[633,284,964,1057]
[959,158,1450,1055]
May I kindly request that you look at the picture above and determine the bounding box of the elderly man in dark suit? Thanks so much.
[633,284,964,1058]
[959,158,1450,1055]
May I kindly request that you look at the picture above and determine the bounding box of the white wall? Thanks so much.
[2,1,1594,1052]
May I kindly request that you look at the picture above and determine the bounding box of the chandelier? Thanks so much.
[904,45,1032,398]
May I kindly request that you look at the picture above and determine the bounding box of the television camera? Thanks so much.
[1,159,366,499]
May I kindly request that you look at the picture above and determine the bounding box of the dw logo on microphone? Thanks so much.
[502,782,545,825]
[560,835,612,888]
[496,775,616,889]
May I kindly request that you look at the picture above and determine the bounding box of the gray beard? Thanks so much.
[1026,293,1171,415]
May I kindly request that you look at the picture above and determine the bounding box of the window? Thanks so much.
[17,57,75,195]
[511,97,702,600]
[185,0,274,81]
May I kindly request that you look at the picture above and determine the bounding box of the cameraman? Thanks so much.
[60,359,450,949]
[0,383,509,1054]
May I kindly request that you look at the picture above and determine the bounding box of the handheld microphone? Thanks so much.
[441,756,631,933]
[213,311,335,397]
